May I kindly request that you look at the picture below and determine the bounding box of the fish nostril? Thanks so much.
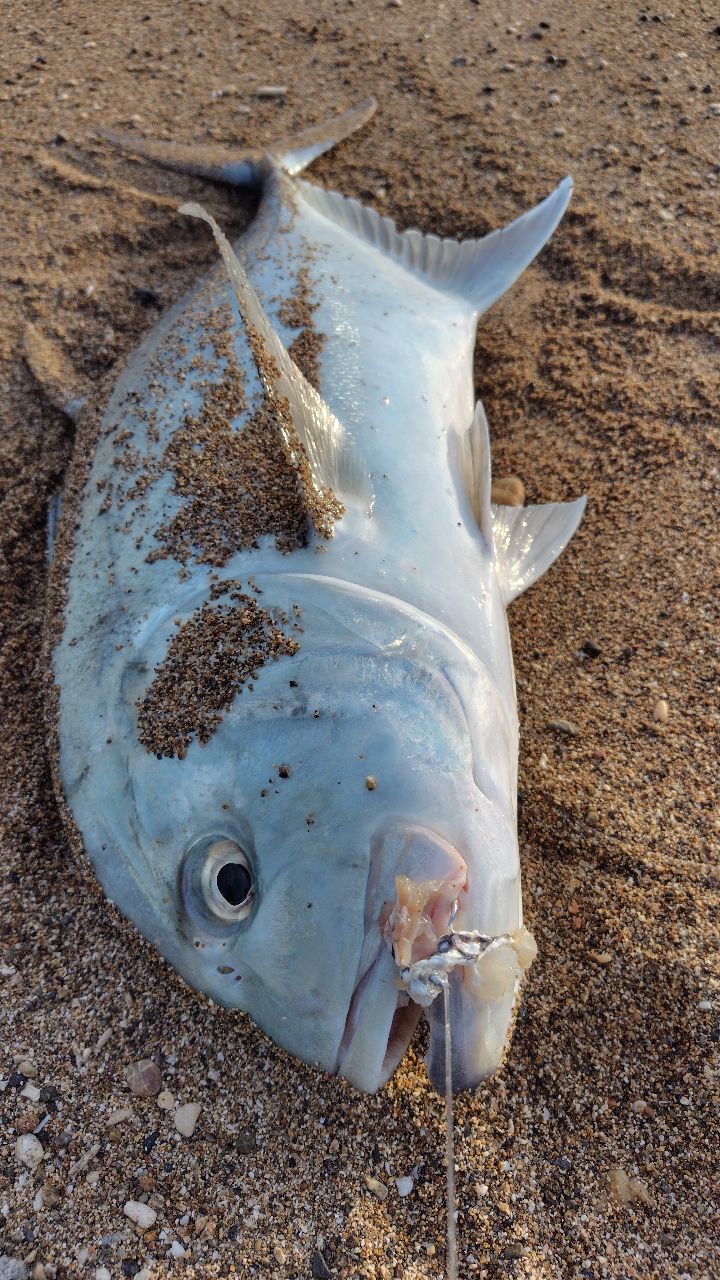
[216,861,252,906]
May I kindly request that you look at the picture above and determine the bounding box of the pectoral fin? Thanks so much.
[493,497,587,606]
[24,323,85,420]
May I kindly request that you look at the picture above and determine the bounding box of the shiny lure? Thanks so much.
[42,101,585,1095]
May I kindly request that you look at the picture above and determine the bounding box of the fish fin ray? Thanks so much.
[298,177,571,314]
[268,98,376,176]
[180,203,373,508]
[493,497,587,606]
[459,400,493,546]
[24,322,85,419]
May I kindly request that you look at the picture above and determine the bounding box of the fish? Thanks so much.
[42,100,585,1095]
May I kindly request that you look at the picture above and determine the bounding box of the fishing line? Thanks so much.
[443,977,458,1280]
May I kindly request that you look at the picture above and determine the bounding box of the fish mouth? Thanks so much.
[335,821,531,1094]
[334,823,467,1094]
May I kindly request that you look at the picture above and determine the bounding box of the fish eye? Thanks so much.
[200,839,254,923]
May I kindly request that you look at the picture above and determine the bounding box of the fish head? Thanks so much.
[79,571,521,1091]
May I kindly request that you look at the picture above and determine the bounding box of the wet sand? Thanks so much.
[0,2,718,1279]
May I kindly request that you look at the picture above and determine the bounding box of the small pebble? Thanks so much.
[125,1059,162,1097]
[547,718,579,737]
[698,999,714,1010]
[553,126,566,137]
[174,1101,201,1137]
[0,1260,29,1280]
[16,1058,38,1076]
[363,1173,389,1200]
[709,102,720,115]
[156,1089,175,1110]
[365,775,377,790]
[16,1111,40,1134]
[94,1028,112,1052]
[592,952,613,965]
[312,1250,333,1280]
[583,639,601,659]
[236,1128,256,1153]
[395,1176,413,1197]
[490,476,525,506]
[41,1185,62,1208]
[538,752,548,769]
[94,1270,112,1280]
[168,1241,186,1258]
[105,1107,134,1126]
[273,1247,286,1265]
[653,698,669,723]
[124,1200,157,1230]
[255,85,287,97]
[15,1133,44,1169]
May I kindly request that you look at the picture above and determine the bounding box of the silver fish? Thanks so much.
[45,102,584,1094]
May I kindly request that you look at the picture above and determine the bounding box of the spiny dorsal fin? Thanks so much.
[180,202,373,512]
[297,176,572,316]
[493,498,587,606]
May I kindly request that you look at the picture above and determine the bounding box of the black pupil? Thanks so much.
[216,862,252,907]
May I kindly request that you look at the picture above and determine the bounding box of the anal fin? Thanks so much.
[493,498,587,606]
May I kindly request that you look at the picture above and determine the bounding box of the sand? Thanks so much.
[1,1,719,1278]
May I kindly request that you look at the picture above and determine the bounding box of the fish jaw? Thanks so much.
[335,819,521,1094]
[424,926,537,1093]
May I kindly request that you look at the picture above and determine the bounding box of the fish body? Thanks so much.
[49,105,584,1092]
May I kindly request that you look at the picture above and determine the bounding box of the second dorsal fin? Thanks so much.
[180,203,372,514]
[298,176,571,316]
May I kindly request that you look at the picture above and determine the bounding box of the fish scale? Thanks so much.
[46,100,586,1099]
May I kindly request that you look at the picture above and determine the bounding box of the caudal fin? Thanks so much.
[97,98,376,187]
[267,97,376,175]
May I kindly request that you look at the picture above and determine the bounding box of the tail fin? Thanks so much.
[299,176,572,315]
[267,98,376,175]
[97,98,376,187]
[95,129,261,187]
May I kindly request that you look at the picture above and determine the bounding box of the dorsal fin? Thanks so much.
[180,203,373,512]
[493,498,586,606]
[297,176,572,316]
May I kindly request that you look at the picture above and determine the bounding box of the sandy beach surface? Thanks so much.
[1,2,719,1278]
